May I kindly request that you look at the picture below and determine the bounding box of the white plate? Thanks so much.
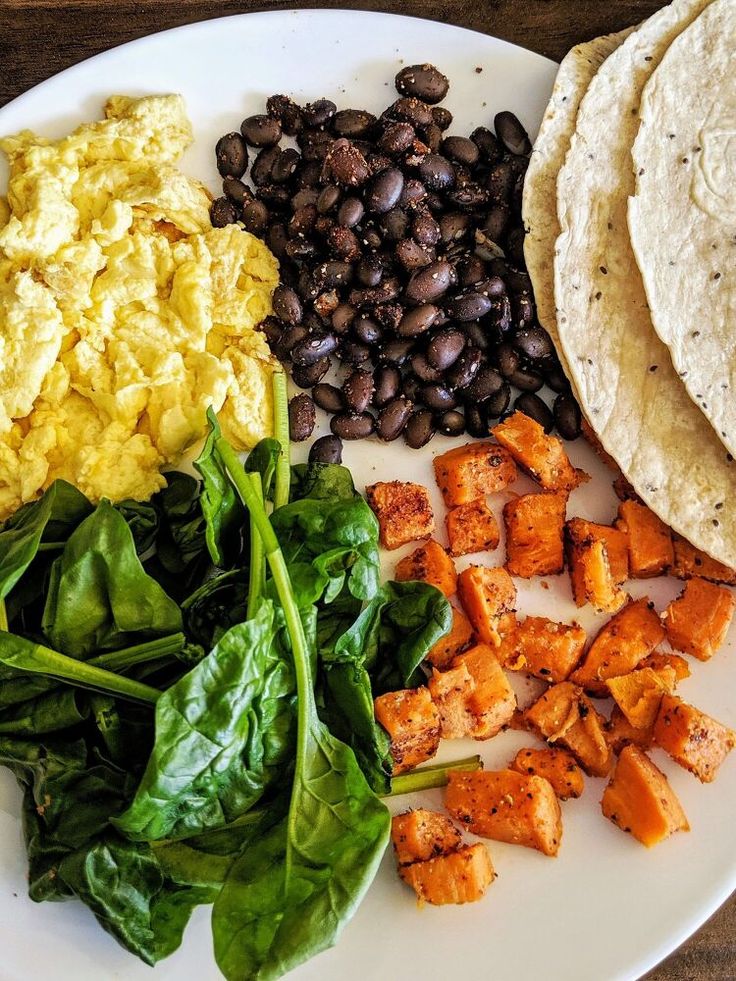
[0,10,734,981]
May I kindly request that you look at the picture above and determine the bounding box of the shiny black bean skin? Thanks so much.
[337,197,365,228]
[446,346,482,389]
[332,109,377,137]
[291,333,338,366]
[420,384,458,411]
[421,123,443,153]
[354,315,383,345]
[279,324,310,352]
[317,184,341,214]
[463,321,491,352]
[432,106,453,131]
[440,136,480,167]
[470,126,503,163]
[418,154,456,191]
[312,383,345,413]
[272,147,301,183]
[515,392,554,432]
[216,132,249,178]
[494,111,532,156]
[241,114,282,148]
[261,316,284,349]
[395,64,449,104]
[366,167,404,213]
[464,404,489,438]
[272,285,302,326]
[303,98,337,127]
[553,393,582,440]
[373,365,401,407]
[251,146,281,186]
[265,223,289,260]
[505,268,533,294]
[291,358,330,389]
[378,121,416,155]
[496,341,520,379]
[486,159,515,203]
[512,325,554,361]
[439,212,471,244]
[210,197,238,227]
[544,363,572,394]
[382,338,415,365]
[401,374,421,402]
[377,396,413,441]
[458,255,487,287]
[343,369,375,414]
[223,176,252,206]
[412,213,441,247]
[410,352,444,383]
[332,303,356,334]
[338,339,373,365]
[289,394,316,442]
[398,178,427,210]
[395,238,434,271]
[398,303,440,337]
[404,260,452,305]
[482,205,510,242]
[464,365,504,402]
[313,261,353,290]
[388,97,435,129]
[356,254,384,287]
[506,227,526,267]
[309,434,343,464]
[448,292,492,322]
[330,412,375,440]
[508,366,544,393]
[404,408,436,448]
[266,94,303,136]
[379,207,409,241]
[437,409,465,436]
[510,293,535,328]
[485,383,511,418]
[427,329,465,371]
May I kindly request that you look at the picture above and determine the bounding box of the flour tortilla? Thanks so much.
[629,0,736,457]
[554,0,736,568]
[522,27,633,376]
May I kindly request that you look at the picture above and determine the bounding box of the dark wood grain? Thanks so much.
[0,1,733,977]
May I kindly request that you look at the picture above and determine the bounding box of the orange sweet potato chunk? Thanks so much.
[510,747,584,800]
[446,499,500,556]
[503,492,566,578]
[639,651,690,683]
[374,687,441,775]
[663,578,735,662]
[601,744,689,847]
[605,666,676,731]
[446,769,563,856]
[399,843,495,905]
[425,607,474,669]
[524,681,612,777]
[428,642,516,740]
[615,500,673,578]
[433,442,517,508]
[565,520,628,613]
[501,616,585,683]
[669,534,736,585]
[493,410,587,492]
[570,598,664,696]
[565,517,629,586]
[394,539,457,598]
[604,705,655,756]
[654,694,736,783]
[427,661,474,738]
[457,565,516,647]
[391,809,462,866]
[365,480,434,550]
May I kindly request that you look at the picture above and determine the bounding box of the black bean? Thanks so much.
[327,225,361,261]
[397,303,440,337]
[309,434,343,464]
[366,167,405,213]
[280,324,309,354]
[508,366,544,392]
[418,153,455,191]
[496,341,520,379]
[313,260,353,289]
[222,177,251,206]
[339,339,373,364]
[402,374,421,402]
[331,411,375,440]
[404,407,436,448]
[379,121,416,155]
[494,111,532,156]
[291,333,338,366]
[289,394,316,441]
[356,254,384,287]
[272,147,300,183]
[395,64,449,104]
[487,159,515,203]
[303,98,337,127]
[388,97,434,128]
[513,325,553,361]
[470,126,503,162]
[265,223,288,259]
[411,352,444,383]
[330,303,355,335]
[316,185,341,214]
[462,321,490,352]
[544,362,572,394]
[257,183,291,209]
[250,146,280,185]
[427,328,465,371]
[291,189,318,211]
[292,358,330,388]
[260,316,284,348]
[382,338,414,365]
[367,151,393,176]
[377,396,413,441]
[398,178,427,209]
[420,123,443,153]
[395,238,434,271]
[375,303,404,332]
[446,346,482,389]
[431,106,452,131]
[465,365,504,402]
[420,383,458,411]
[241,114,282,148]
[272,284,302,326]
[295,159,322,189]
[457,255,486,287]
[333,109,377,137]
[486,383,511,418]
[404,260,452,305]
[216,132,249,178]
[515,392,553,432]
[506,227,526,266]
[553,393,582,440]
[412,213,441,247]
[354,315,383,345]
[373,365,401,407]
[440,135,480,167]
[267,94,303,135]
[464,404,489,437]
[210,196,237,227]
[448,292,492,322]
[434,409,463,437]
[505,269,533,294]
[343,369,375,413]
[482,204,510,242]
[439,212,471,244]
[322,139,369,185]
[349,276,401,308]
[510,293,535,328]
[379,208,409,241]
[288,204,317,238]
[337,197,364,228]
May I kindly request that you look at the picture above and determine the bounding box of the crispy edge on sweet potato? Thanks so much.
[374,687,441,775]
[399,842,495,905]
[433,441,517,508]
[639,651,691,684]
[615,500,674,578]
[503,492,567,578]
[446,769,563,856]
[365,480,434,551]
[565,520,628,614]
[394,539,458,597]
[663,578,736,662]
[457,565,516,647]
[601,744,689,848]
[500,616,586,684]
[605,666,676,731]
[446,499,500,557]
[569,598,665,696]
[425,606,474,669]
[428,642,516,740]
[493,410,587,493]
[510,747,585,801]
[669,534,736,585]
[653,694,736,784]
[391,809,462,866]
[524,681,612,777]
[565,517,629,585]
[604,705,655,756]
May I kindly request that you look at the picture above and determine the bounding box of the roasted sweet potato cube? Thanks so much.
[510,747,584,800]
[394,539,457,597]
[605,666,676,731]
[639,651,690,683]
[428,643,516,740]
[565,520,628,613]
[614,500,673,578]
[446,769,563,856]
[570,598,664,696]
[565,517,629,585]
[654,694,735,783]
[524,682,612,777]
[425,607,474,669]
[446,499,500,556]
[493,410,587,492]
[391,809,462,865]
[428,661,474,738]
[374,687,441,774]
[365,480,434,550]
[669,534,736,585]
[604,705,655,756]
[457,565,516,647]
[399,843,495,905]
[433,442,517,508]
[501,616,585,683]
[663,578,735,661]
[503,492,566,578]
[601,745,689,847]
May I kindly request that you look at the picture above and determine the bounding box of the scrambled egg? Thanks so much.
[0,94,279,519]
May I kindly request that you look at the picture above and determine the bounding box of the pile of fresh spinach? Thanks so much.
[0,378,466,980]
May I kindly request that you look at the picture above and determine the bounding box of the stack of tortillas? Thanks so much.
[523,0,736,568]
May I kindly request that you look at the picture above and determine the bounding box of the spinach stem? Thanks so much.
[89,633,185,672]
[246,474,266,620]
[386,755,483,797]
[272,369,291,510]
[0,600,7,632]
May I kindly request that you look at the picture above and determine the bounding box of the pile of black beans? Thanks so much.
[211,63,581,460]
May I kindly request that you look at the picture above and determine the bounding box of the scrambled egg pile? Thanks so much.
[0,94,279,519]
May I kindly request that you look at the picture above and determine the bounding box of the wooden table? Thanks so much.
[0,1,733,977]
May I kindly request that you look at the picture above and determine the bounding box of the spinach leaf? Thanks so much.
[194,411,245,568]
[0,688,88,736]
[42,500,182,656]
[116,499,159,555]
[290,462,358,503]
[244,438,281,499]
[181,568,248,649]
[155,472,209,575]
[114,600,296,841]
